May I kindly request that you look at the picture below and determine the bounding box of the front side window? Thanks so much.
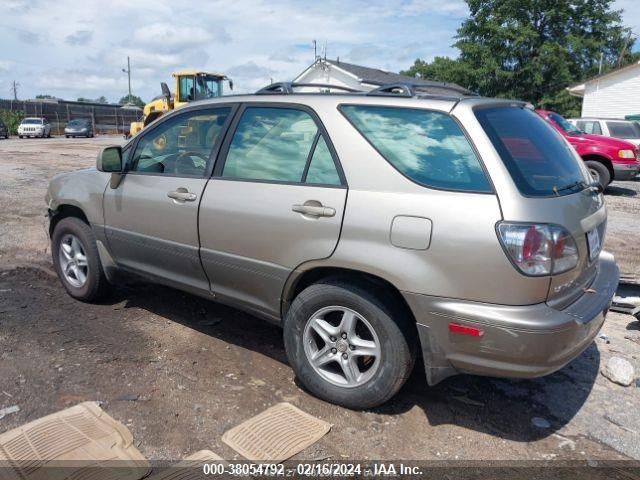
[341,105,491,192]
[606,121,640,139]
[130,107,230,177]
[476,107,587,197]
[577,121,602,135]
[223,107,340,184]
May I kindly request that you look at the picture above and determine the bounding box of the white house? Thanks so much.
[568,60,640,118]
[293,58,470,95]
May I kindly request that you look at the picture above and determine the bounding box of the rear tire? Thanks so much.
[284,281,416,409]
[51,217,109,302]
[585,161,611,189]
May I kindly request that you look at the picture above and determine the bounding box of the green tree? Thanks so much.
[35,94,56,99]
[402,0,634,116]
[118,95,145,108]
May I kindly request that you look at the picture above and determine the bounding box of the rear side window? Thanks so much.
[476,107,586,197]
[606,121,640,139]
[340,105,491,193]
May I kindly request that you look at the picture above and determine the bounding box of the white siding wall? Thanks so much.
[582,64,640,118]
[294,64,371,92]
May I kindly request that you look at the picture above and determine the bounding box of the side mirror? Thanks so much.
[96,146,122,172]
[97,146,125,189]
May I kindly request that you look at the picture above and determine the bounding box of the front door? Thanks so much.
[103,105,234,294]
[199,105,348,318]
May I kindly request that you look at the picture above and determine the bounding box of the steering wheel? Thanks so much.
[172,151,209,174]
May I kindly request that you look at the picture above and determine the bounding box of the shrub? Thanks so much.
[0,109,25,135]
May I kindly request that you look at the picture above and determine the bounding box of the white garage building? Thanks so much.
[293,57,470,95]
[568,60,640,118]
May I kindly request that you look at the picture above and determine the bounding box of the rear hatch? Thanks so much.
[471,104,606,309]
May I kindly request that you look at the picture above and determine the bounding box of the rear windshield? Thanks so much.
[340,105,492,193]
[606,121,640,139]
[475,107,587,197]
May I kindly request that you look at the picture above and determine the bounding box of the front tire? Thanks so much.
[51,217,109,302]
[284,281,416,409]
[585,161,611,189]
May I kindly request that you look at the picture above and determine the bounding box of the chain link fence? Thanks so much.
[0,98,143,136]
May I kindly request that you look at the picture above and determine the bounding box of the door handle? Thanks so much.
[167,189,197,202]
[292,203,336,217]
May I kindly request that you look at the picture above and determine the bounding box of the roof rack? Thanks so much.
[366,83,415,97]
[256,82,362,94]
[254,81,479,101]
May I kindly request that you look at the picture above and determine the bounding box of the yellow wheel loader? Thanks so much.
[128,70,232,138]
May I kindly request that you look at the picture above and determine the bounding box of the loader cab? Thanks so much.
[174,71,230,108]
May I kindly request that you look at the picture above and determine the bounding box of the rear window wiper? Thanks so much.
[552,180,587,196]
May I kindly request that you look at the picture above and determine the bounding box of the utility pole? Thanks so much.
[11,80,19,100]
[598,52,603,75]
[313,40,317,61]
[122,56,132,103]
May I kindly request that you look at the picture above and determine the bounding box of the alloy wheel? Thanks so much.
[59,234,89,288]
[303,306,381,388]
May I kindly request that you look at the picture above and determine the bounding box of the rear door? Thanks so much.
[103,105,234,294]
[198,104,347,319]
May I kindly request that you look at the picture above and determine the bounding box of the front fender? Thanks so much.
[47,169,110,225]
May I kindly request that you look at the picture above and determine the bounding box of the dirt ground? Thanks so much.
[0,136,639,462]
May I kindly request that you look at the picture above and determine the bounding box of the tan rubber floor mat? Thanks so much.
[222,403,331,462]
[147,450,225,480]
[0,401,149,480]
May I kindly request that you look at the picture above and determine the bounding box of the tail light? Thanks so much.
[497,223,578,276]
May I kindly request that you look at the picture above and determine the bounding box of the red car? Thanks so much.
[537,110,640,187]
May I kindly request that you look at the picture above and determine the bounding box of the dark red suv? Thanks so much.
[537,110,640,187]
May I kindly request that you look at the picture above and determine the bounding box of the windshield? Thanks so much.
[194,75,221,100]
[68,120,87,127]
[476,107,588,197]
[548,112,583,135]
[22,119,42,125]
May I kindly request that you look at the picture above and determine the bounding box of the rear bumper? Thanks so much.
[613,162,640,180]
[403,251,619,385]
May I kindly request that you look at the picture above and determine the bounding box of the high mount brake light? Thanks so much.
[497,223,579,276]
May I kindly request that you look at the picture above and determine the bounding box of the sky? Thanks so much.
[0,0,639,103]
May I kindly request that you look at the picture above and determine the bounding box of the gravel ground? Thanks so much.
[0,136,639,462]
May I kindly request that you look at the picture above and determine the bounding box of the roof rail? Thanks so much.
[366,82,478,99]
[255,82,363,94]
